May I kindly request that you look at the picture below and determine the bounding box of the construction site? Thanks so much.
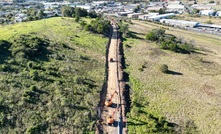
[96,21,130,134]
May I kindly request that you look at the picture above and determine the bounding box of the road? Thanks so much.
[100,25,125,134]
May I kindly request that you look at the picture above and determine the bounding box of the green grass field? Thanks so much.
[125,20,221,133]
[0,17,108,133]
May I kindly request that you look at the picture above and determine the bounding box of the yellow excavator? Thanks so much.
[105,91,118,107]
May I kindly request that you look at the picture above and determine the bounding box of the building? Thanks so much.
[160,19,199,28]
[43,2,59,9]
[147,5,164,12]
[118,11,133,16]
[198,23,221,30]
[199,10,215,16]
[191,4,212,10]
[215,11,221,17]
[14,13,27,22]
[127,13,143,19]
[166,4,185,11]
[138,13,159,20]
[75,5,91,11]
[148,13,175,21]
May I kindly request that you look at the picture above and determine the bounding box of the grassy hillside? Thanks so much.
[124,20,221,133]
[0,17,108,133]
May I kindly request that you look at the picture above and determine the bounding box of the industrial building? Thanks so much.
[160,19,199,28]
[148,13,175,21]
[199,10,216,16]
[198,24,221,30]
[127,13,143,19]
[138,13,159,20]
[118,11,133,16]
[216,11,221,17]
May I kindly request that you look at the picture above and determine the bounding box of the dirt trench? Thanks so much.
[95,25,131,134]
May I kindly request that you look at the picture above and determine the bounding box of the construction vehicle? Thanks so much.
[106,107,118,125]
[110,58,114,62]
[105,91,118,107]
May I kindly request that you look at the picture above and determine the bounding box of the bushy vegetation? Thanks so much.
[61,6,98,18]
[0,18,107,133]
[119,22,129,38]
[146,28,194,54]
[84,18,111,35]
[61,6,110,36]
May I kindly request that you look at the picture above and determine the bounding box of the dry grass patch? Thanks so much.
[125,20,221,133]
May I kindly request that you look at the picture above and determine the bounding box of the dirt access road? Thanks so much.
[100,25,126,134]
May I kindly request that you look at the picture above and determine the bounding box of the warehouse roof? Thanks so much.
[198,24,221,29]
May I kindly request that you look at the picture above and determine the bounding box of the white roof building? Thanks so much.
[199,10,215,16]
[138,13,159,20]
[191,4,212,10]
[160,19,199,27]
[127,13,143,19]
[198,24,221,29]
[216,11,221,16]
[166,4,185,10]
[148,13,175,21]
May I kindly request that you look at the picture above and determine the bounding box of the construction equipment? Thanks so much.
[106,107,118,125]
[105,91,118,107]
[110,58,114,62]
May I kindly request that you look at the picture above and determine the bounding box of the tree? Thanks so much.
[75,16,80,22]
[37,10,46,19]
[74,7,87,17]
[133,5,140,13]
[119,24,129,37]
[61,6,75,17]
[27,8,38,17]
[159,8,166,14]
[88,11,97,18]
[146,28,165,41]
[28,16,34,21]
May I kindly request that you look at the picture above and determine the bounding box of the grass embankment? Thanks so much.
[0,17,108,133]
[125,20,221,133]
[172,14,221,25]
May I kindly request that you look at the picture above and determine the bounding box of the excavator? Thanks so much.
[106,107,118,126]
[105,91,118,107]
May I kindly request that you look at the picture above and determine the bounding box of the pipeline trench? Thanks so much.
[96,23,130,134]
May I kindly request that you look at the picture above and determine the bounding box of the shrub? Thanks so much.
[205,20,213,24]
[84,24,92,31]
[146,31,158,41]
[138,67,143,72]
[29,70,39,80]
[131,107,140,116]
[160,64,168,73]
[146,29,194,54]
[27,62,33,68]
[146,28,165,41]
